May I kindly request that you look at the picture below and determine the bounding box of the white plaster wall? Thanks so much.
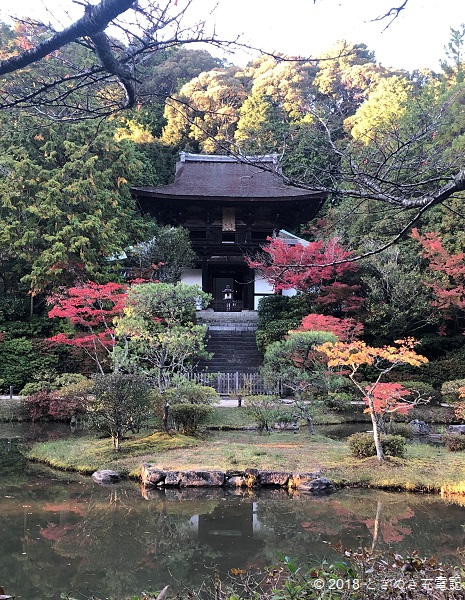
[282,288,298,297]
[254,274,274,295]
[181,269,204,309]
[253,273,298,309]
[254,273,274,310]
[181,269,202,287]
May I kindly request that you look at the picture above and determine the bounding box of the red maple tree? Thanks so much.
[412,228,465,333]
[364,382,412,417]
[246,237,363,313]
[47,281,128,372]
[293,313,364,341]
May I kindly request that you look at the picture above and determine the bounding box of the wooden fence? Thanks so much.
[188,372,281,395]
[210,299,243,312]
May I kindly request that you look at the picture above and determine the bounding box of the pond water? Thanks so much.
[1,424,465,599]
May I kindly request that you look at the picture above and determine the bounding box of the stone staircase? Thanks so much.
[196,310,263,373]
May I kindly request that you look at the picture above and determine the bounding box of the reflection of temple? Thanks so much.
[195,500,264,569]
[131,153,324,311]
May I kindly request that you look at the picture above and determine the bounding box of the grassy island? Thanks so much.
[25,406,465,497]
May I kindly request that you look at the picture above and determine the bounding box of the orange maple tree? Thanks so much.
[316,338,428,461]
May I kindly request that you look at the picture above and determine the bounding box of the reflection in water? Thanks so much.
[2,434,465,599]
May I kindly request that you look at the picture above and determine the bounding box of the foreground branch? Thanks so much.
[0,0,136,77]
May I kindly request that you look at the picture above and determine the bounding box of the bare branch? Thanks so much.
[371,0,410,31]
[0,0,136,76]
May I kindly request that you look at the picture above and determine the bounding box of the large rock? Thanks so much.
[447,425,465,434]
[165,471,183,486]
[288,471,322,489]
[92,470,121,485]
[244,468,260,487]
[296,476,335,493]
[258,471,291,486]
[409,420,430,435]
[140,464,166,487]
[224,475,247,488]
[180,470,224,487]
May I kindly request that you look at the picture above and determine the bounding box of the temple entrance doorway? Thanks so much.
[208,265,252,311]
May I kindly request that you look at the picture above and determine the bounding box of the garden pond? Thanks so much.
[1,422,464,599]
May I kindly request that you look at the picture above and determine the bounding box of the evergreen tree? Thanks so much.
[234,90,289,154]
[0,114,150,295]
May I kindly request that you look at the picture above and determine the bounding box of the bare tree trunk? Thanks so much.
[368,397,384,461]
[163,402,170,432]
[113,431,121,451]
[295,400,315,434]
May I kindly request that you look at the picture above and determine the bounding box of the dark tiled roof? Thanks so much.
[131,156,322,201]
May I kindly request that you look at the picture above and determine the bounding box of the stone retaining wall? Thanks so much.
[140,464,335,492]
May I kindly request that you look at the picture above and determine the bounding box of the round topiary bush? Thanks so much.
[170,403,212,435]
[348,432,406,458]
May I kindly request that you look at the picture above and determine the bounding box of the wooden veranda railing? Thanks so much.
[188,372,282,395]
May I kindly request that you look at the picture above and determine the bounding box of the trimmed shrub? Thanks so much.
[170,403,212,435]
[89,373,152,450]
[24,378,92,421]
[163,376,220,406]
[443,433,465,452]
[20,381,52,396]
[53,373,90,389]
[49,380,92,420]
[24,390,56,421]
[20,372,90,397]
[377,435,407,458]
[441,379,465,404]
[348,432,406,458]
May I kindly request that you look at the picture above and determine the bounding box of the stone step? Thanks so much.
[198,328,263,373]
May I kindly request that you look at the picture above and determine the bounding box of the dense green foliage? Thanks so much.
[114,282,211,387]
[89,373,152,451]
[256,295,313,352]
[347,432,407,458]
[243,395,286,433]
[0,337,59,390]
[0,116,151,295]
[170,403,213,435]
[261,330,340,399]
